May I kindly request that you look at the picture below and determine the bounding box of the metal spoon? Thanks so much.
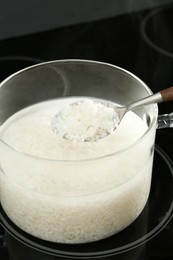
[113,86,173,126]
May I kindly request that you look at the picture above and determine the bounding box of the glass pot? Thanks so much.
[0,60,160,244]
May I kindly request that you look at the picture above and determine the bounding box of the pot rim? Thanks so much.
[0,59,158,163]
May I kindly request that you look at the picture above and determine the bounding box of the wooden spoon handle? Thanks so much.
[160,86,173,102]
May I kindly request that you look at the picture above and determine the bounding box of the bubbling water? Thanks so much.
[0,97,154,244]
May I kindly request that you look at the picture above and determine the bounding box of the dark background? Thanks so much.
[1,0,173,40]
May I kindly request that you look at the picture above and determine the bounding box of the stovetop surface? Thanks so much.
[0,3,173,260]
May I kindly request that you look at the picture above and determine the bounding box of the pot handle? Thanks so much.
[157,112,173,129]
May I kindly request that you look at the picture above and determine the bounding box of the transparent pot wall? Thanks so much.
[0,60,155,124]
[0,60,158,244]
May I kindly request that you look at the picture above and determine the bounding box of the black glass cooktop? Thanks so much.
[0,3,173,260]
